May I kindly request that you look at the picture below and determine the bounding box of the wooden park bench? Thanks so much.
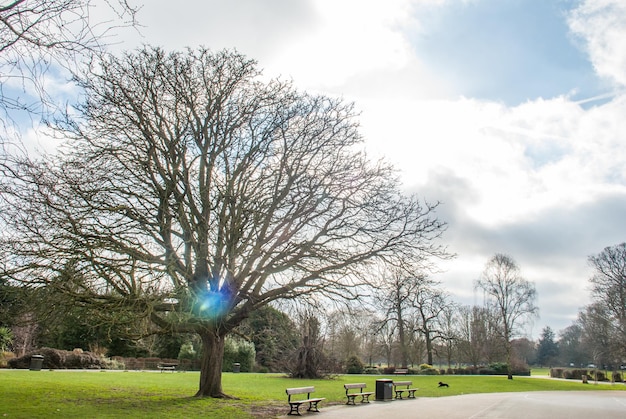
[393,368,409,375]
[344,383,375,405]
[157,363,178,372]
[286,386,325,416]
[393,380,418,399]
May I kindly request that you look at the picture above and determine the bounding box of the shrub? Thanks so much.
[142,357,161,369]
[0,327,13,352]
[177,342,197,361]
[101,357,125,370]
[594,370,607,381]
[7,347,104,369]
[345,354,364,374]
[0,351,15,368]
[612,372,623,382]
[419,363,433,370]
[569,369,587,380]
[363,367,380,374]
[488,363,509,375]
[222,336,255,372]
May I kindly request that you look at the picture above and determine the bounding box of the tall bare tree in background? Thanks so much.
[588,242,626,362]
[0,47,448,397]
[436,303,459,368]
[376,267,426,368]
[578,303,613,369]
[0,0,138,144]
[377,268,419,368]
[476,253,537,379]
[413,279,450,365]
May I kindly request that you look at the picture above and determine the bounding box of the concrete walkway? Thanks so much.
[303,391,626,418]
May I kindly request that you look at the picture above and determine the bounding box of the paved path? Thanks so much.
[307,391,626,418]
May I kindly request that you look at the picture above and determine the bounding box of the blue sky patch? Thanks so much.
[411,0,601,105]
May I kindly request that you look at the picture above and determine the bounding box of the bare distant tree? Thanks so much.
[325,308,371,370]
[578,303,613,369]
[288,311,328,378]
[373,318,396,366]
[455,306,475,366]
[475,254,538,379]
[412,280,450,365]
[456,305,490,367]
[557,324,585,367]
[0,47,449,397]
[433,302,458,369]
[376,266,426,368]
[588,243,626,351]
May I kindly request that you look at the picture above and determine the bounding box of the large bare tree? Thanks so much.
[475,253,538,379]
[0,46,448,397]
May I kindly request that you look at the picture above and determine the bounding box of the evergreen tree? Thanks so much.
[536,326,559,367]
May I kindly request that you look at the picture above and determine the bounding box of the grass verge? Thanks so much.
[1,369,624,418]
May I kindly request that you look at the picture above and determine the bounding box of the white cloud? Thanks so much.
[263,0,430,93]
[569,0,626,87]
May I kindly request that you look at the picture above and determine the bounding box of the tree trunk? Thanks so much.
[425,332,433,365]
[506,340,513,380]
[396,304,409,368]
[195,329,227,398]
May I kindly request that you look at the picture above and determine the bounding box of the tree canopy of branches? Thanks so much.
[476,253,538,379]
[0,0,138,143]
[0,46,448,397]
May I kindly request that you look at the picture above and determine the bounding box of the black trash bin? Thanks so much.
[233,363,241,373]
[30,355,44,371]
[375,379,393,401]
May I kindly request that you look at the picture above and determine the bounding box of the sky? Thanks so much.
[34,0,626,338]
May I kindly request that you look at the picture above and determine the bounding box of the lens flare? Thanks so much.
[197,290,229,319]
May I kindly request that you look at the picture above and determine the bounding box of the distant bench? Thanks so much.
[393,368,409,375]
[344,383,374,405]
[393,380,418,399]
[286,386,325,416]
[157,363,178,372]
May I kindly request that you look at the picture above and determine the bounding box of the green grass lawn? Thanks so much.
[1,369,624,418]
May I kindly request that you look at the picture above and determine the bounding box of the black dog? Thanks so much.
[438,381,449,388]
